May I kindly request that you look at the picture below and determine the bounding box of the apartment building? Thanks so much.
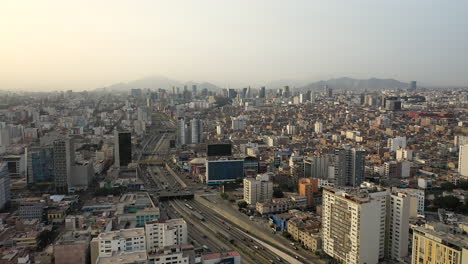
[145,219,188,251]
[91,228,146,264]
[322,187,412,264]
[243,174,273,205]
[412,225,468,264]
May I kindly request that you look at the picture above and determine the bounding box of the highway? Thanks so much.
[139,112,315,263]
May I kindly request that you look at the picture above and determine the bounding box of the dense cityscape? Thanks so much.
[0,82,467,264]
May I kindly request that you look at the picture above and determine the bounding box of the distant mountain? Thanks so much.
[96,76,222,92]
[299,77,409,91]
[265,79,308,89]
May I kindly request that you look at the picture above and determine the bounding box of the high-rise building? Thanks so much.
[231,117,246,130]
[387,192,411,260]
[243,174,273,205]
[216,125,223,135]
[26,146,54,186]
[459,144,468,177]
[334,146,365,187]
[298,178,319,207]
[190,119,203,144]
[145,219,187,251]
[304,154,334,180]
[192,84,197,96]
[0,163,11,210]
[177,118,188,146]
[282,86,290,98]
[410,81,417,90]
[396,147,413,161]
[53,138,75,193]
[324,85,333,97]
[412,224,468,264]
[322,188,388,264]
[259,86,266,98]
[286,124,297,135]
[114,131,132,167]
[322,188,412,264]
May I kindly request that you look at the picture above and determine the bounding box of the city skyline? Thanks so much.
[1,0,468,91]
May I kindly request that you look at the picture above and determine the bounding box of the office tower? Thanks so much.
[334,146,365,187]
[0,163,11,210]
[387,136,407,152]
[322,188,388,264]
[259,86,266,98]
[130,88,142,97]
[283,86,290,98]
[324,85,333,97]
[242,87,248,98]
[145,219,187,251]
[26,146,54,186]
[243,174,273,205]
[53,138,75,193]
[314,121,323,133]
[412,224,468,264]
[228,89,237,99]
[192,84,197,96]
[459,144,468,177]
[114,131,132,168]
[410,81,417,90]
[190,118,203,144]
[246,86,251,98]
[298,178,319,207]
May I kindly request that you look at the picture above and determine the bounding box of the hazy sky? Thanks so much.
[1,0,467,91]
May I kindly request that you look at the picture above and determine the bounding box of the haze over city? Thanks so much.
[1,0,468,91]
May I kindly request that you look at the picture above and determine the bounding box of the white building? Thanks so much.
[148,246,190,264]
[243,174,273,205]
[92,228,146,260]
[0,163,11,210]
[454,135,468,147]
[391,187,425,217]
[314,121,323,134]
[459,144,468,177]
[286,124,297,135]
[322,188,412,264]
[190,119,203,144]
[387,192,410,260]
[388,136,407,152]
[145,219,188,251]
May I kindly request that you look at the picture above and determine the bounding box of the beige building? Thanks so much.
[287,218,322,252]
[459,144,468,177]
[243,174,273,205]
[412,225,468,264]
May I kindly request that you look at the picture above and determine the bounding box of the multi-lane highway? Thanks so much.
[139,113,318,264]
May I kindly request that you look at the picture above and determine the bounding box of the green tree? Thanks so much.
[237,201,248,209]
[433,195,461,210]
[220,193,229,200]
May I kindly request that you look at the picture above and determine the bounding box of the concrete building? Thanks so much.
[412,225,468,264]
[91,228,146,264]
[459,144,468,177]
[387,192,411,260]
[145,219,188,251]
[322,187,412,264]
[177,118,189,146]
[0,162,11,209]
[396,147,413,161]
[19,201,45,220]
[298,178,319,207]
[148,246,191,264]
[114,131,132,168]
[243,174,273,205]
[391,187,425,217]
[388,136,407,152]
[190,118,203,144]
[201,251,241,264]
[53,138,75,193]
[334,146,365,187]
[231,117,246,130]
[96,251,147,264]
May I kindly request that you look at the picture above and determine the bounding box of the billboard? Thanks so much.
[206,160,243,184]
